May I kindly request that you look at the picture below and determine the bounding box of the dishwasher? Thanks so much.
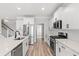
[11,43,23,56]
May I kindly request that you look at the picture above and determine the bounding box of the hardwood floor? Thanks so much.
[27,39,53,56]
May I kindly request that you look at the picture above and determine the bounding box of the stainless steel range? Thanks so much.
[50,37,56,56]
[50,32,68,56]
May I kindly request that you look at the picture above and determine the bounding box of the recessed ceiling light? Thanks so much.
[17,7,21,10]
[41,8,45,11]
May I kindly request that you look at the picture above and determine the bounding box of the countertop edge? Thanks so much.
[56,39,79,55]
[1,36,29,56]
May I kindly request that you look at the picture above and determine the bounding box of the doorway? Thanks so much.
[36,24,44,41]
[29,24,34,44]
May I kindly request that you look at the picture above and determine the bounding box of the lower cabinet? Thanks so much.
[56,41,66,56]
[6,39,29,56]
[56,41,60,56]
[23,38,29,56]
[11,43,23,56]
[56,41,79,56]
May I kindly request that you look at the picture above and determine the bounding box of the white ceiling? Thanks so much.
[0,3,63,19]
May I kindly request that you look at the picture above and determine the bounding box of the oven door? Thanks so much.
[50,38,56,56]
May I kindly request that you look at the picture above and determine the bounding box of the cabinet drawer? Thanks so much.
[23,39,28,56]
[56,41,79,56]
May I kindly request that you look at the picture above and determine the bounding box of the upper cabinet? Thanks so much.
[50,4,79,30]
[48,17,54,31]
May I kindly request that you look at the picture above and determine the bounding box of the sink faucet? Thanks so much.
[15,31,20,38]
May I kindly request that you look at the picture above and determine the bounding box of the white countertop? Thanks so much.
[56,39,79,54]
[0,35,28,56]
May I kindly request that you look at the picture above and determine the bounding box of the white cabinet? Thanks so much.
[56,41,79,56]
[56,41,60,56]
[58,43,72,56]
[23,38,29,56]
[56,41,67,56]
[49,18,54,30]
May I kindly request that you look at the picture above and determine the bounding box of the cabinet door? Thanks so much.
[58,42,74,56]
[23,39,27,56]
[56,41,79,56]
[56,41,60,56]
[56,42,72,56]
[58,42,66,56]
[49,18,54,30]
[60,45,69,56]
[56,41,64,56]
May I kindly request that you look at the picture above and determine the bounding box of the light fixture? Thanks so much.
[17,7,21,10]
[41,7,45,11]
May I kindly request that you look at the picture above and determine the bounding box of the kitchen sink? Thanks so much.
[15,37,25,40]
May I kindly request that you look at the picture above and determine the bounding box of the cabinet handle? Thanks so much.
[59,48,61,52]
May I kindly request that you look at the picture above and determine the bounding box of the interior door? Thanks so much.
[36,24,44,41]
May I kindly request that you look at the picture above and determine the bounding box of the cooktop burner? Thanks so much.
[50,35,67,39]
